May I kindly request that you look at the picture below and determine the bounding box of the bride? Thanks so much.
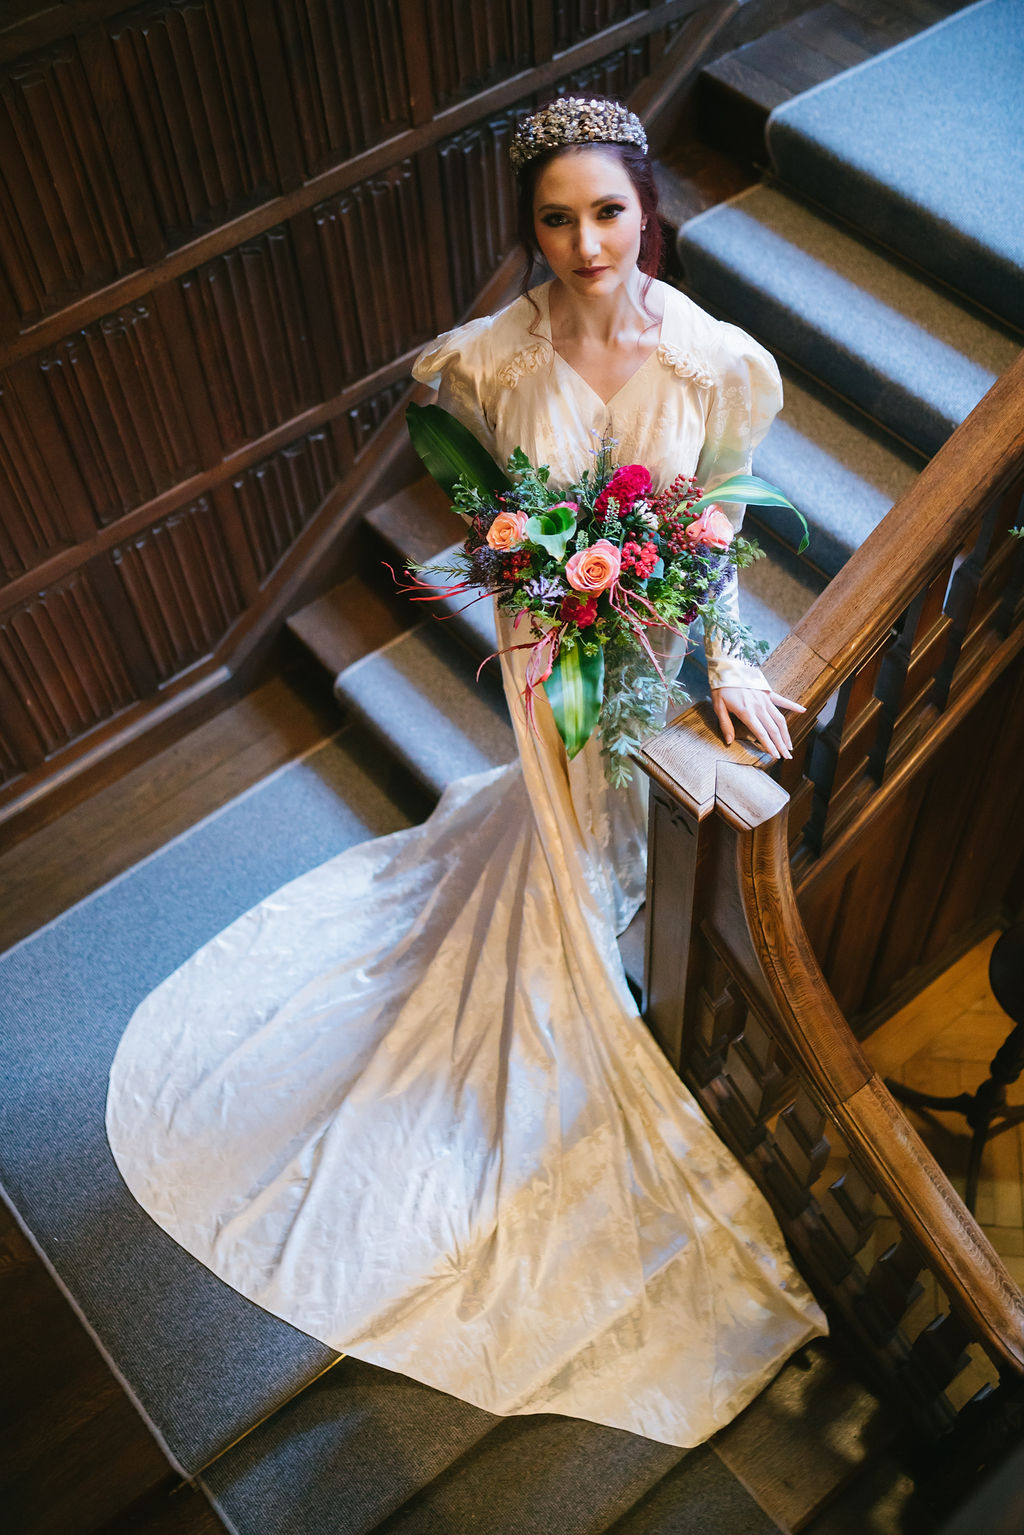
[106,96,826,1450]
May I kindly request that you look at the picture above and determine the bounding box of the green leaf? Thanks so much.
[525,502,577,559]
[406,402,512,500]
[688,472,810,554]
[544,638,604,759]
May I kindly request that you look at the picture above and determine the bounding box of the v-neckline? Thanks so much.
[539,281,663,409]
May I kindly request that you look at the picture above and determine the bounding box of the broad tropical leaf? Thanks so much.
[406,402,511,500]
[525,503,577,559]
[544,639,604,758]
[688,472,810,553]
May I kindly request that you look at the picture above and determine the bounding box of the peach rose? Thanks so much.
[486,510,529,550]
[565,538,621,594]
[683,506,734,550]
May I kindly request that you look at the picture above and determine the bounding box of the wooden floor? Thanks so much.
[865,931,1024,1292]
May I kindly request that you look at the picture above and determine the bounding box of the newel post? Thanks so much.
[639,705,783,1086]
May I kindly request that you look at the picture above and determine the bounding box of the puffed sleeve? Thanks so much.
[694,322,784,693]
[411,318,501,463]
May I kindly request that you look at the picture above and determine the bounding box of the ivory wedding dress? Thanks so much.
[106,280,827,1449]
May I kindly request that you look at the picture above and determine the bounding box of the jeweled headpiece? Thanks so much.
[509,96,648,172]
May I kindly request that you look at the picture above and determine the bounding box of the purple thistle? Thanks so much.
[469,546,503,585]
[523,573,566,603]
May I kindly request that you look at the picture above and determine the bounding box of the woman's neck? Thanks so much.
[548,271,661,349]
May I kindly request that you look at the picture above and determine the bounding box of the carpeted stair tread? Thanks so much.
[286,574,416,679]
[604,1444,779,1534]
[683,525,826,693]
[365,477,457,568]
[372,1411,686,1535]
[200,1357,500,1535]
[416,543,501,658]
[678,182,1022,456]
[335,625,515,799]
[712,1340,898,1531]
[0,730,417,1474]
[752,364,923,576]
[767,0,1024,329]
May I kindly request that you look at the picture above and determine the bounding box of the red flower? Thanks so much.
[620,539,660,578]
[559,594,599,628]
[594,463,653,521]
[503,551,532,576]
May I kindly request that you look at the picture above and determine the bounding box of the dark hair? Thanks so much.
[514,133,665,300]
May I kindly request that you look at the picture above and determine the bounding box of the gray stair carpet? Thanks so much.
[417,543,501,658]
[678,182,1022,458]
[767,0,1024,330]
[0,729,416,1474]
[752,364,923,577]
[335,623,516,800]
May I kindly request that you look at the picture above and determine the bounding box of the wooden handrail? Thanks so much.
[640,352,1024,1421]
[715,761,1024,1373]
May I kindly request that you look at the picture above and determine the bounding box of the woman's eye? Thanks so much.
[598,204,625,219]
[540,213,569,227]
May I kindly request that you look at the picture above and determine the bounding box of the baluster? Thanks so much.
[809,1164,876,1285]
[764,1083,831,1219]
[720,1006,788,1152]
[860,1237,925,1342]
[690,939,747,1089]
[869,589,927,782]
[931,497,1002,708]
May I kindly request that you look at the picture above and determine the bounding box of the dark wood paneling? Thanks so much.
[231,427,339,583]
[273,0,412,174]
[0,39,139,331]
[179,223,321,452]
[112,498,243,680]
[0,0,704,835]
[555,0,651,53]
[426,0,534,109]
[0,569,137,763]
[314,158,439,386]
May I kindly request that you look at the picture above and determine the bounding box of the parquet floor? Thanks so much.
[865,931,1024,1291]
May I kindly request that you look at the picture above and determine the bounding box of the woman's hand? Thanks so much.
[712,686,805,760]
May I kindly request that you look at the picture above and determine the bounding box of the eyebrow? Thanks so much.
[535,194,628,211]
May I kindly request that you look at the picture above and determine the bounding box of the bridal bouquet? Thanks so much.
[405,404,807,786]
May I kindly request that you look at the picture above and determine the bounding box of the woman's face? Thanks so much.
[532,146,645,298]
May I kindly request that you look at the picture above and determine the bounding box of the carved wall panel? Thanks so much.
[179,225,321,454]
[315,160,438,386]
[0,42,140,331]
[104,0,278,242]
[563,40,650,98]
[31,299,202,524]
[346,380,408,460]
[0,0,686,828]
[0,571,136,758]
[0,377,78,580]
[232,428,339,583]
[112,499,243,680]
[555,0,651,53]
[272,0,411,174]
[426,0,533,109]
[439,109,522,317]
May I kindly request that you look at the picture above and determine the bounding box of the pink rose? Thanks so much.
[683,506,734,550]
[486,510,529,550]
[565,539,621,594]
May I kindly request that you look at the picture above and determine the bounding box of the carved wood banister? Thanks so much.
[640,353,1024,1430]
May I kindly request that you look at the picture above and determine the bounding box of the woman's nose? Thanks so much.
[576,220,600,260]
